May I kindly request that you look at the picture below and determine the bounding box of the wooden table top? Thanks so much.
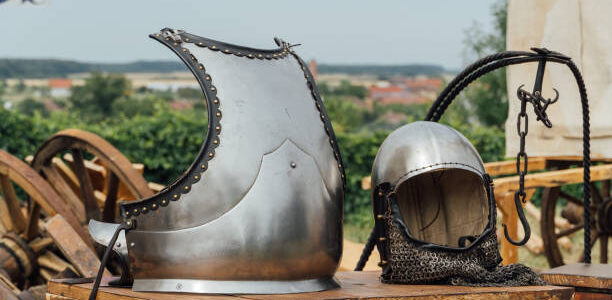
[47,271,574,300]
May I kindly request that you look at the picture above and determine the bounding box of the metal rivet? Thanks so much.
[378,191,384,197]
[376,214,383,219]
[194,175,199,180]
[162,200,168,205]
[321,114,325,120]
[198,42,203,46]
[213,98,219,104]
[273,54,277,57]
[209,152,214,158]
[184,38,190,42]
[115,242,121,247]
[257,54,263,58]
[165,37,170,41]
[184,186,189,191]
[173,194,179,199]
[173,43,178,46]
[125,211,130,216]
[130,242,135,247]
[152,204,157,209]
[213,139,218,144]
[205,76,211,81]
[133,209,138,213]
[181,48,187,52]
[211,86,216,91]
[215,126,220,131]
[247,54,254,58]
[142,207,147,212]
[290,162,297,168]
[155,34,161,37]
[266,55,271,58]
[216,112,221,117]
[379,237,386,241]
[224,49,230,53]
[236,52,241,56]
[330,139,334,144]
[199,65,204,70]
[201,164,207,169]
[211,46,217,49]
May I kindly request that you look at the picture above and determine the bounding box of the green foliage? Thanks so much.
[16,98,48,117]
[69,73,131,121]
[318,64,445,78]
[111,96,160,118]
[462,0,508,128]
[319,81,367,99]
[176,87,204,99]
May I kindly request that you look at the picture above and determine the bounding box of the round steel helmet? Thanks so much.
[372,121,492,248]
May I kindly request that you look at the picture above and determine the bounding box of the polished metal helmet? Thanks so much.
[90,28,345,294]
[370,121,542,286]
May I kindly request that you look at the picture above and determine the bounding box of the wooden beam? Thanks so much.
[494,164,612,195]
[484,157,547,177]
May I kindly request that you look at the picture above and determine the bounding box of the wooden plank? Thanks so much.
[42,166,87,223]
[493,164,612,195]
[44,215,109,278]
[47,271,573,300]
[484,157,547,177]
[541,263,612,291]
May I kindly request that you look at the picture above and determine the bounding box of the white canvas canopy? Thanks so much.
[506,0,612,159]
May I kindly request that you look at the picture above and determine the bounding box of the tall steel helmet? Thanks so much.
[89,28,345,294]
[371,121,543,286]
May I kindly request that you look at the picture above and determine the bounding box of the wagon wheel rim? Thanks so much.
[541,181,611,267]
[31,129,154,223]
[0,150,87,290]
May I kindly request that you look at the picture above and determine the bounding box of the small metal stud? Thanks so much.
[198,42,204,46]
[155,34,161,37]
[201,164,207,169]
[184,186,189,191]
[236,52,242,56]
[211,46,217,50]
[290,162,297,168]
[216,112,221,117]
[162,199,168,205]
[213,139,219,144]
[125,211,130,216]
[266,55,271,59]
[211,86,216,91]
[208,152,214,158]
[130,242,135,247]
[152,204,158,209]
[224,49,230,53]
[247,54,254,58]
[213,98,219,104]
[194,175,199,180]
[199,65,204,70]
[378,191,384,197]
[184,38,190,42]
[257,54,263,58]
[215,126,220,131]
[320,114,325,120]
[273,54,277,57]
[376,214,383,219]
[165,37,170,41]
[173,194,179,199]
[133,209,138,214]
[142,207,147,212]
[205,76,211,81]
[173,43,178,46]
[379,237,386,241]
[330,139,334,144]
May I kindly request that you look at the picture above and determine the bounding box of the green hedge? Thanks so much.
[0,108,504,228]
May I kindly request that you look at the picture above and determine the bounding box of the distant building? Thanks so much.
[48,78,72,98]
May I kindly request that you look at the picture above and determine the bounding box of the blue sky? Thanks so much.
[0,0,498,69]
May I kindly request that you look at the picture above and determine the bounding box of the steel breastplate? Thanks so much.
[92,28,345,294]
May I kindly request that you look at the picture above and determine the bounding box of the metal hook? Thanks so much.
[502,192,531,246]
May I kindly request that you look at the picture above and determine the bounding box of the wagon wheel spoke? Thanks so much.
[555,223,584,238]
[0,174,27,233]
[70,149,101,220]
[559,190,583,206]
[102,172,119,222]
[41,165,86,223]
[23,202,40,241]
[590,182,603,205]
[578,231,600,263]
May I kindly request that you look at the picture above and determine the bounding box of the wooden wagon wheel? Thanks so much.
[31,129,154,225]
[0,150,89,295]
[541,177,611,267]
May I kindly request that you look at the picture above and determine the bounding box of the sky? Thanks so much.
[0,0,498,69]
